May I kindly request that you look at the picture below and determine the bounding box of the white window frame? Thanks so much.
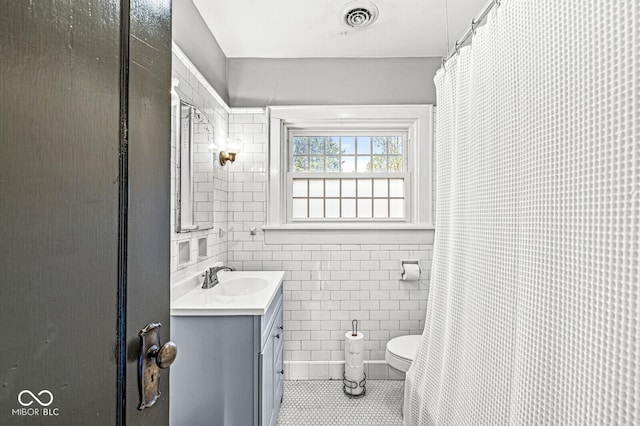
[265,105,434,244]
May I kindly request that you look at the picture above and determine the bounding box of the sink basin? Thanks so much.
[214,277,269,297]
[171,270,285,316]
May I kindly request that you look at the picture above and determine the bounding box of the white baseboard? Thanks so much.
[284,360,405,381]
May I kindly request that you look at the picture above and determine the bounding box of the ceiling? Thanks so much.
[193,0,490,58]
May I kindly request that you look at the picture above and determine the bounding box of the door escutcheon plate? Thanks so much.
[138,322,177,410]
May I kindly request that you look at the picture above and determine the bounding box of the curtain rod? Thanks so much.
[441,0,501,67]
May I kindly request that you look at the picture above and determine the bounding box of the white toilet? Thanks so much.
[385,335,421,374]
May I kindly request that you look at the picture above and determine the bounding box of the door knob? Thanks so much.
[149,341,177,369]
[138,322,178,410]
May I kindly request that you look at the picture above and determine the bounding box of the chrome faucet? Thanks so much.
[201,265,235,289]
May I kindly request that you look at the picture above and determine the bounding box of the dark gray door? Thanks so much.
[0,0,171,424]
[125,0,172,424]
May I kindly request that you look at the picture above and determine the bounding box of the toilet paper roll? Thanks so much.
[402,263,420,281]
[345,331,364,354]
[344,363,364,381]
[345,350,364,367]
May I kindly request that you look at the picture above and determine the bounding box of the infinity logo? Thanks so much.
[17,390,54,407]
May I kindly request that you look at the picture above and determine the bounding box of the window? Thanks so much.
[266,105,433,244]
[288,134,408,221]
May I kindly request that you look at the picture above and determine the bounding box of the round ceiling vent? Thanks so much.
[342,1,379,29]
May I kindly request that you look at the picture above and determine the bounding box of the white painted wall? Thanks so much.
[228,57,441,107]
[173,0,229,103]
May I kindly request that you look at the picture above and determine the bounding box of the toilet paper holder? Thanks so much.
[343,318,366,398]
[343,373,367,398]
[400,259,421,280]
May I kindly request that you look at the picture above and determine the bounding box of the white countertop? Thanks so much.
[171,270,285,316]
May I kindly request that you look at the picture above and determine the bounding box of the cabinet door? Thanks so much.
[260,331,275,426]
[275,345,284,405]
[274,304,284,407]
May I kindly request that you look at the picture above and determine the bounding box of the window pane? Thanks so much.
[292,199,308,218]
[342,179,356,197]
[341,157,355,172]
[309,199,324,218]
[371,155,387,172]
[325,179,340,197]
[389,178,404,197]
[309,137,324,154]
[326,137,340,155]
[389,136,402,155]
[341,137,355,154]
[293,136,308,154]
[290,177,405,220]
[357,179,372,197]
[342,199,356,218]
[325,156,340,171]
[372,137,387,154]
[389,199,404,218]
[357,198,372,218]
[310,156,324,171]
[309,180,324,197]
[356,156,370,172]
[373,179,388,197]
[357,137,371,154]
[325,199,340,218]
[388,156,402,172]
[292,179,308,197]
[373,199,389,218]
[293,156,308,171]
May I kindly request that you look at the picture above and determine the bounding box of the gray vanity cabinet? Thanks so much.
[170,285,284,426]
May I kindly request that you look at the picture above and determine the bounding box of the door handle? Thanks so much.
[138,322,178,410]
[149,340,178,369]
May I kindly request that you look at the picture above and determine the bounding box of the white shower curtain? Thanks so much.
[404,1,639,424]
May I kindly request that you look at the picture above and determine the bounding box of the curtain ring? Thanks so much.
[471,18,477,35]
[454,40,460,55]
[494,0,501,6]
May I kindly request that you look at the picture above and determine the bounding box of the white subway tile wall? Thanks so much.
[227,110,437,377]
[170,52,229,285]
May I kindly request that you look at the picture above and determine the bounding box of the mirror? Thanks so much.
[175,100,215,233]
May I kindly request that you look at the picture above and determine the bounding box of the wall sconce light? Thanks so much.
[219,137,241,166]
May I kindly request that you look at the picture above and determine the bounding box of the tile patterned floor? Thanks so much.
[277,380,404,426]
